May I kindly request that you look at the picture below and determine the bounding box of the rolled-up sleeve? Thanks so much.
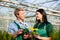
[8,23,16,34]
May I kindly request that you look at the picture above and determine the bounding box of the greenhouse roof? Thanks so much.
[0,0,60,17]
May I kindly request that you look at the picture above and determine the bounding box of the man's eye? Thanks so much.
[36,13,38,15]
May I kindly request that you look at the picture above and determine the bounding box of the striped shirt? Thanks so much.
[8,20,31,34]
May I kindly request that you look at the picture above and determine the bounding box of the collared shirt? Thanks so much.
[8,20,31,34]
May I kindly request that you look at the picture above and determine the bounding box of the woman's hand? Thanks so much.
[38,36,51,40]
[34,34,39,38]
[40,37,51,40]
[34,34,51,40]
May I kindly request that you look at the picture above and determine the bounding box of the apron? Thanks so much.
[14,21,23,40]
[36,23,48,37]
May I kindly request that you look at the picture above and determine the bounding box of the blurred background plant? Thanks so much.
[50,27,60,40]
[0,30,16,40]
[0,28,60,40]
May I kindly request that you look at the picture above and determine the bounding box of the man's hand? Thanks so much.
[13,29,23,38]
[17,29,23,35]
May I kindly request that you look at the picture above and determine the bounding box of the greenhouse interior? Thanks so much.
[0,0,60,40]
[0,0,60,31]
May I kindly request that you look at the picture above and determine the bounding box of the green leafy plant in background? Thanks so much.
[0,30,16,40]
[2,31,7,40]
[50,29,60,40]
[0,28,60,40]
[0,30,2,40]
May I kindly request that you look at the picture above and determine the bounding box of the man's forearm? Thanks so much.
[13,32,18,38]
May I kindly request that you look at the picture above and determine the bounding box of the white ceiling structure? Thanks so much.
[0,0,60,25]
[0,0,60,17]
[0,0,60,30]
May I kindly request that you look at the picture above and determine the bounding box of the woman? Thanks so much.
[34,9,53,40]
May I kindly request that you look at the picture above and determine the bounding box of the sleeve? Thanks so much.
[8,23,16,34]
[46,23,53,37]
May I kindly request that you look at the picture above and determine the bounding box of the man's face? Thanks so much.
[17,11,25,20]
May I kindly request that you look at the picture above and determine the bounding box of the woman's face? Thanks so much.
[36,12,43,20]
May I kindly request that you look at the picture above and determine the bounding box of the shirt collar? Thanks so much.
[15,20,26,24]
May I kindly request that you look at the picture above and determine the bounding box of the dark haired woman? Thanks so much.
[34,9,53,40]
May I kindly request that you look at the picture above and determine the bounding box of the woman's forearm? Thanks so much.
[39,37,50,40]
[37,36,51,40]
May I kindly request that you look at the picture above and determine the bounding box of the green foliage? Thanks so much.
[0,30,2,40]
[50,29,60,40]
[23,28,29,34]
[0,28,60,40]
[32,30,38,35]
[0,30,16,40]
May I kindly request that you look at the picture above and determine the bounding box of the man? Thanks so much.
[8,7,31,40]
